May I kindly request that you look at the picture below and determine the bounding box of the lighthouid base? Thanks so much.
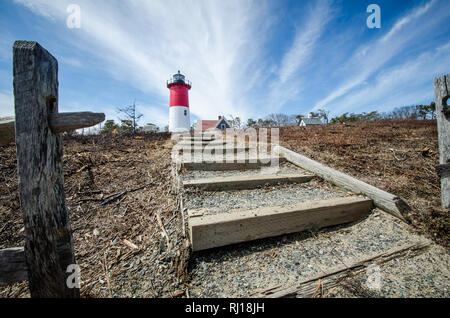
[169,106,190,132]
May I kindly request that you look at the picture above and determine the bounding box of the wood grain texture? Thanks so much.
[0,248,27,286]
[13,40,79,297]
[180,156,285,171]
[189,197,373,251]
[436,163,450,178]
[277,146,410,221]
[183,173,314,191]
[176,146,250,154]
[176,140,228,147]
[0,112,105,145]
[433,74,450,209]
[181,136,215,141]
[49,112,105,133]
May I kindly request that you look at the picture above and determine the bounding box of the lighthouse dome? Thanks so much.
[173,70,185,83]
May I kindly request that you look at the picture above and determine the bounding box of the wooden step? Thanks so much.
[188,197,373,251]
[183,173,314,190]
[176,140,228,147]
[181,136,215,141]
[180,156,286,171]
[177,146,251,154]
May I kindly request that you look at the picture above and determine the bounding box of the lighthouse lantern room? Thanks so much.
[167,70,191,132]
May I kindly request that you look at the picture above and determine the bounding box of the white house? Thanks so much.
[299,117,323,126]
[141,123,159,133]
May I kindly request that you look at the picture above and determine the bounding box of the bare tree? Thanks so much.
[117,100,143,134]
[266,113,290,126]
[317,108,330,123]
[226,114,242,129]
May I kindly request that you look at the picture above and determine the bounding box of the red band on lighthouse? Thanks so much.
[168,83,190,107]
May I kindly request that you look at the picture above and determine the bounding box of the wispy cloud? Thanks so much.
[330,42,450,114]
[6,0,450,125]
[13,0,275,123]
[381,0,437,43]
[265,0,334,112]
[312,0,440,112]
[13,0,56,19]
[278,0,333,84]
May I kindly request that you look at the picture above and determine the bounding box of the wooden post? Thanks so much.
[13,41,79,297]
[433,74,450,210]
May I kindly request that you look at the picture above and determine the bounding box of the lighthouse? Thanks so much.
[167,70,191,132]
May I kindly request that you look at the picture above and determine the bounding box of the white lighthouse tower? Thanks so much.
[167,71,191,132]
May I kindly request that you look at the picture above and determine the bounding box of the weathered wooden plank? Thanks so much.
[433,74,450,209]
[177,146,250,154]
[0,247,27,286]
[277,146,409,221]
[183,173,314,191]
[49,112,105,133]
[180,156,285,171]
[189,197,373,251]
[0,112,105,145]
[180,136,215,141]
[13,40,79,297]
[176,140,228,147]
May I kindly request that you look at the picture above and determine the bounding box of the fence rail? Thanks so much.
[0,248,27,286]
[0,112,104,145]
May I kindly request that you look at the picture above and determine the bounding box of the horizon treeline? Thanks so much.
[243,102,437,128]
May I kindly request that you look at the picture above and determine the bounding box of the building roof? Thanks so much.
[196,117,231,131]
[196,120,219,131]
[301,118,323,125]
[215,118,231,129]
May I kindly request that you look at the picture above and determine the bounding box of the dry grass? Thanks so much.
[0,133,190,298]
[280,120,449,248]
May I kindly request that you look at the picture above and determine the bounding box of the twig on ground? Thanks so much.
[156,210,172,252]
[101,183,152,206]
[103,250,112,298]
[389,148,408,162]
[312,279,322,298]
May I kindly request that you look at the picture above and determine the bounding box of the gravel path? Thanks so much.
[180,162,309,180]
[183,178,360,216]
[187,210,449,298]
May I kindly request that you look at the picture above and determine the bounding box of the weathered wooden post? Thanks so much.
[433,74,450,210]
[0,41,104,292]
[13,40,79,297]
[10,40,105,298]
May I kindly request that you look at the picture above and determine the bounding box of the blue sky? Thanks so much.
[0,0,449,129]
